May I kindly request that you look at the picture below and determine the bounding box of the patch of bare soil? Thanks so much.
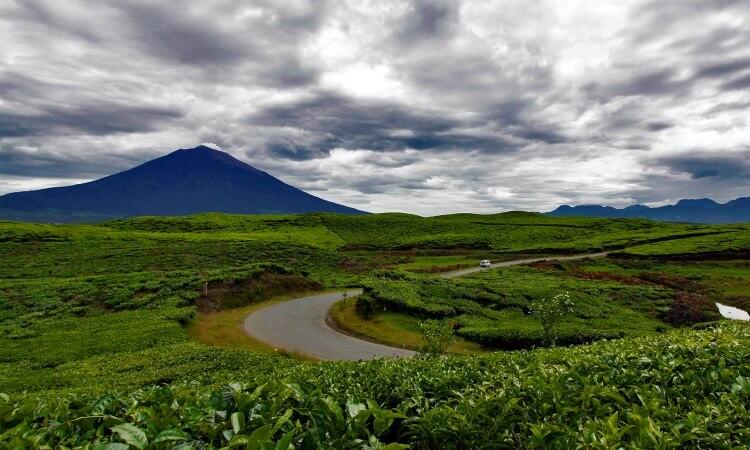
[197,272,321,313]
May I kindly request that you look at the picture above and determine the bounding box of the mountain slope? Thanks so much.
[0,145,364,222]
[548,197,750,224]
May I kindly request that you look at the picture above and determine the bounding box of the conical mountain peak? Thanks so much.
[0,145,364,222]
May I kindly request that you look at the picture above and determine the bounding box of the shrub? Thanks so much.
[531,292,575,345]
[355,295,377,320]
[662,292,719,326]
[456,326,621,349]
[417,320,454,357]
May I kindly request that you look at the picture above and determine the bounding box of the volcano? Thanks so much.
[0,145,364,222]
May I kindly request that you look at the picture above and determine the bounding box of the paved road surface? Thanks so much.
[440,252,610,278]
[244,290,416,361]
[244,252,608,360]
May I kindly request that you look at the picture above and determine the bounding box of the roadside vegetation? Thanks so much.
[329,297,484,354]
[1,212,749,447]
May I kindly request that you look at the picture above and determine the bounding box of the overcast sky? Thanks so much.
[1,0,749,214]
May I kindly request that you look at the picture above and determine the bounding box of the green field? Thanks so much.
[1,212,749,448]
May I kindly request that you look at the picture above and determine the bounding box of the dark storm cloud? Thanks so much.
[104,1,323,88]
[631,149,750,206]
[512,128,567,145]
[586,68,689,100]
[587,0,749,103]
[253,93,453,136]
[396,0,459,42]
[645,121,673,132]
[621,69,685,96]
[0,70,182,136]
[0,104,183,138]
[251,92,519,159]
[114,2,249,65]
[694,57,750,79]
[656,152,750,180]
[0,146,148,178]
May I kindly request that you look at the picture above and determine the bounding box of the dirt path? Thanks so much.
[244,252,608,360]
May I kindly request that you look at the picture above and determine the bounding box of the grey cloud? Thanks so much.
[114,2,250,65]
[251,92,520,159]
[632,0,750,46]
[694,57,750,79]
[396,0,459,43]
[349,177,445,195]
[364,155,421,169]
[721,73,750,91]
[7,0,104,44]
[1,104,182,138]
[0,71,183,137]
[655,152,750,180]
[512,128,567,145]
[645,121,673,132]
[591,0,749,104]
[0,146,149,178]
[612,68,687,97]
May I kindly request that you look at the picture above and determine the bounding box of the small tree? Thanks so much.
[418,320,454,357]
[355,296,376,320]
[532,292,574,346]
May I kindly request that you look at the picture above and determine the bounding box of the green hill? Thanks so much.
[1,212,748,448]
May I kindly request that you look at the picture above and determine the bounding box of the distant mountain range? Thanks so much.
[0,145,364,222]
[548,197,750,224]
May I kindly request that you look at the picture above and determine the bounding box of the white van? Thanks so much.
[480,259,491,268]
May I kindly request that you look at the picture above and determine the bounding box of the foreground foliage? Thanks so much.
[1,323,748,448]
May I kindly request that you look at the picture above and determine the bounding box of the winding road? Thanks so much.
[243,252,609,360]
[244,290,415,361]
[440,252,610,278]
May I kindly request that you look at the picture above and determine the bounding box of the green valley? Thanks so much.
[1,212,749,448]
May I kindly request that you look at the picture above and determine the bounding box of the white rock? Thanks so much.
[715,302,750,321]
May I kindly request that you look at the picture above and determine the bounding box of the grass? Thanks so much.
[329,297,486,354]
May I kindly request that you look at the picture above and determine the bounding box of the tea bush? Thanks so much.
[361,267,670,349]
[1,323,748,448]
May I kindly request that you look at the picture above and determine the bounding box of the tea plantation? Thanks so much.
[1,213,748,448]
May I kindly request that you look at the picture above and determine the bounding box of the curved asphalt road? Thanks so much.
[244,252,609,360]
[244,290,416,361]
